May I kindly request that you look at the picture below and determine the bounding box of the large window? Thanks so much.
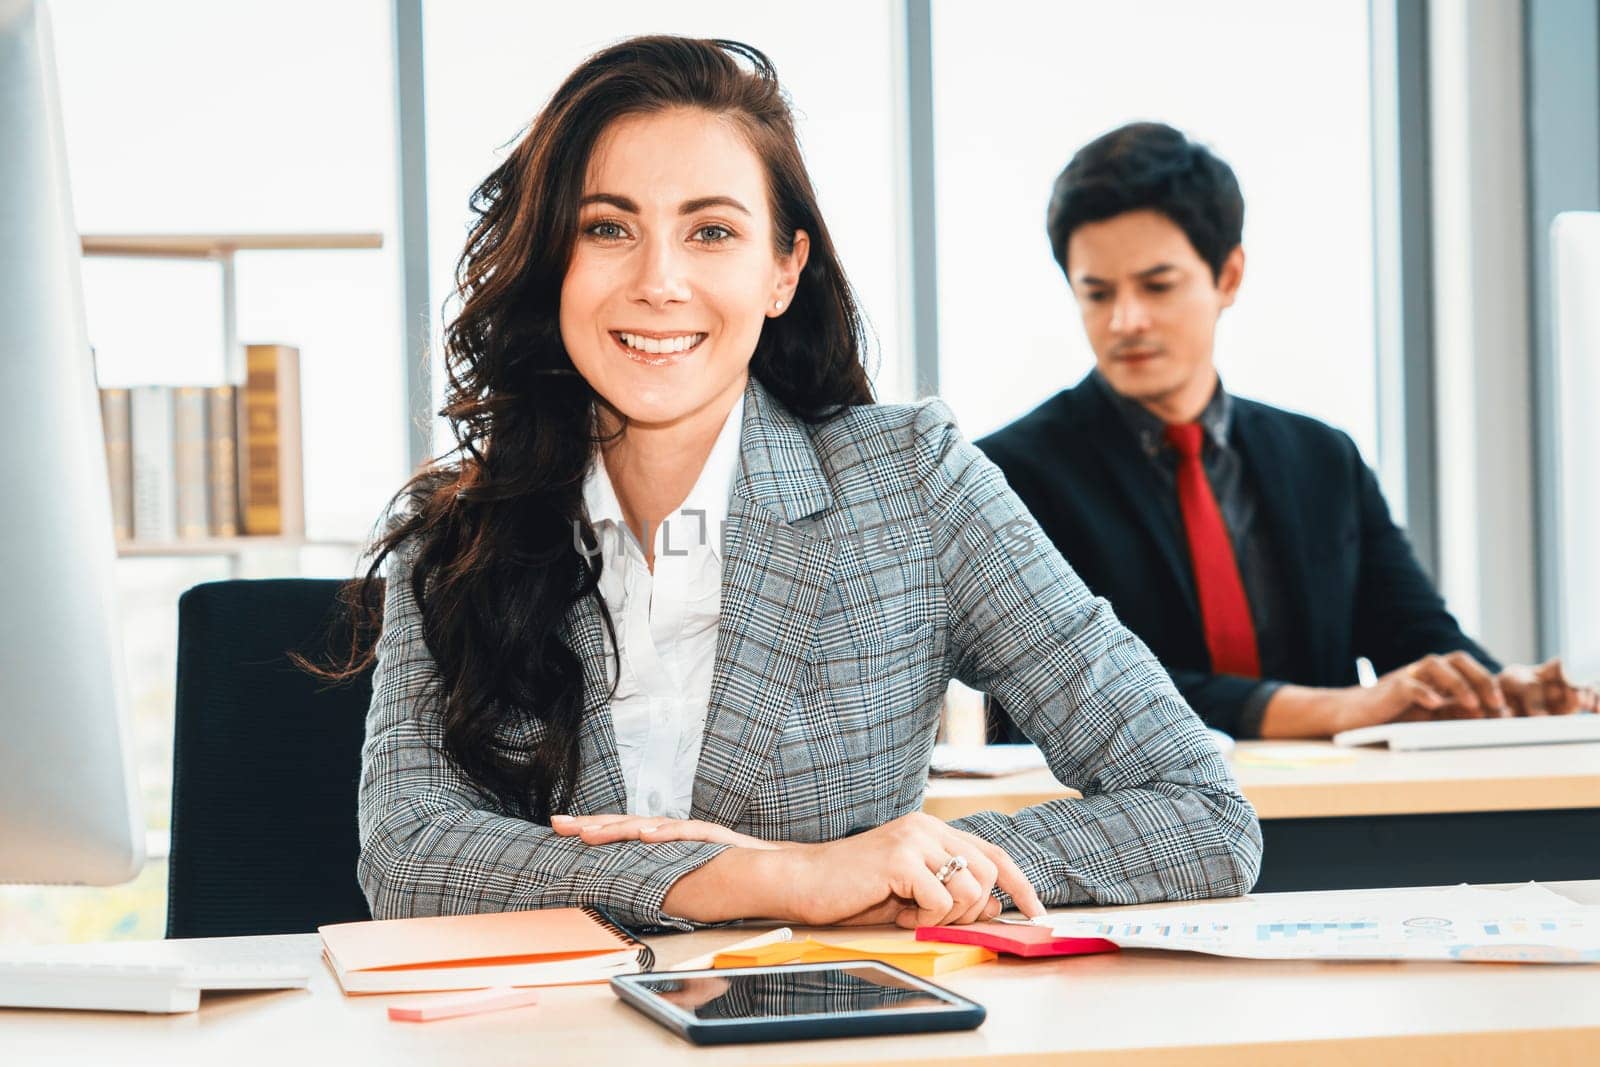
[931,1,1378,461]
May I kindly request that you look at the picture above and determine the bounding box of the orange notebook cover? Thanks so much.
[916,921,1118,958]
[318,907,652,994]
[712,936,995,977]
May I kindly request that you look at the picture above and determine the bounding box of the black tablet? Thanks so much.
[610,961,986,1046]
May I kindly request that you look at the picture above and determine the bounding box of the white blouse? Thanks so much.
[580,395,743,819]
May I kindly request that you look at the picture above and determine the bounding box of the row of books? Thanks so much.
[99,344,304,542]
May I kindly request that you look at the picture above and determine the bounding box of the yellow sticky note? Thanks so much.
[712,940,813,968]
[713,936,994,977]
[827,937,996,976]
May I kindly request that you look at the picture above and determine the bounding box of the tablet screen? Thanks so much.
[629,964,951,1020]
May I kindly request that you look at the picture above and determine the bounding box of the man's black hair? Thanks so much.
[1046,122,1243,282]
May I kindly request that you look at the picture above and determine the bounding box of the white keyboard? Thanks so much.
[1334,713,1600,751]
[0,935,318,1013]
[0,958,198,1013]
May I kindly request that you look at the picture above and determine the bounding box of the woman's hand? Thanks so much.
[550,813,787,850]
[637,811,1045,928]
[777,813,1046,928]
[556,811,1046,928]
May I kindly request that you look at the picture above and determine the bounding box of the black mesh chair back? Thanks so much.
[167,578,375,937]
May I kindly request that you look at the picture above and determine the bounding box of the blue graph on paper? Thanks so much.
[1257,921,1380,942]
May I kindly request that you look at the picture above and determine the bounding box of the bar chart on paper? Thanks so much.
[1259,921,1378,941]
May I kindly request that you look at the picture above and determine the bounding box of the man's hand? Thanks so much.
[1495,658,1598,716]
[1261,651,1501,738]
[1260,651,1598,739]
[1397,652,1505,718]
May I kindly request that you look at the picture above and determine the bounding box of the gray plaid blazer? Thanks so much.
[359,379,1262,928]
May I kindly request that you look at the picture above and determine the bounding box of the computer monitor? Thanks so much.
[0,0,145,885]
[1551,211,1600,683]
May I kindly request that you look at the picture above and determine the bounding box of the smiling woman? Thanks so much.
[560,107,810,536]
[308,35,1262,933]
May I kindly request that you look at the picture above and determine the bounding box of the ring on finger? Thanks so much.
[934,855,968,885]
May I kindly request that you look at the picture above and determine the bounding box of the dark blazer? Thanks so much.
[976,373,1496,737]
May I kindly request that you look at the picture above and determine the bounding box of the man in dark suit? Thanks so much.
[978,122,1596,739]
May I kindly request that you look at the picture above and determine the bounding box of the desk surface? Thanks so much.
[922,740,1600,821]
[7,882,1600,1067]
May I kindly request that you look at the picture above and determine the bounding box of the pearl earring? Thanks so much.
[773,299,784,311]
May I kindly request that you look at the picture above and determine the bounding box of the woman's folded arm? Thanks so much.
[915,400,1263,905]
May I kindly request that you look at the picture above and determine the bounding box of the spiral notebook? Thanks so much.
[319,906,654,994]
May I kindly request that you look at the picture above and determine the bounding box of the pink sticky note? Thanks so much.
[387,986,541,1023]
[916,921,1118,958]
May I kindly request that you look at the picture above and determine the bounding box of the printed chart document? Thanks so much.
[1042,884,1600,964]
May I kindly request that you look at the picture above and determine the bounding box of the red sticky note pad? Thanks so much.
[916,922,1118,958]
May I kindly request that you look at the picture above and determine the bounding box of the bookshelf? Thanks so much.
[81,233,384,255]
[82,232,385,558]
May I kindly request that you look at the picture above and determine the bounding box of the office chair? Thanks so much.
[167,578,376,938]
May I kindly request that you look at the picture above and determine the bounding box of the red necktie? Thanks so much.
[1164,422,1260,677]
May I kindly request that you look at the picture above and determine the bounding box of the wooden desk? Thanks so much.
[924,740,1600,821]
[924,742,1600,891]
[8,882,1599,1067]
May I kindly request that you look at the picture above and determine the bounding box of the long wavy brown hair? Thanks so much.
[311,37,874,821]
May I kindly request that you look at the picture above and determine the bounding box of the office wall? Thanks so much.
[1551,213,1600,679]
[1527,0,1600,666]
[1428,0,1536,663]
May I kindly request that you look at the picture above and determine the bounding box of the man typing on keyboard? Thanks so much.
[978,123,1599,741]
